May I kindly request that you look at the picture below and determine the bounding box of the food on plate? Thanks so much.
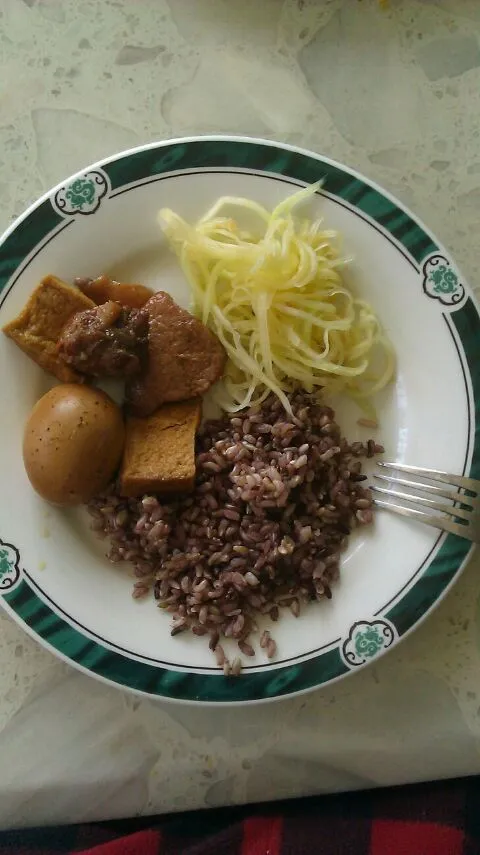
[23,384,124,505]
[126,290,226,417]
[120,398,202,497]
[3,275,94,382]
[89,390,381,674]
[58,301,148,378]
[75,275,154,309]
[9,182,395,673]
[159,184,395,415]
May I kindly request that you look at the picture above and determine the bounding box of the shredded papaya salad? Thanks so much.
[158,183,395,416]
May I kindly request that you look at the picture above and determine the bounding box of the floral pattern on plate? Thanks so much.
[52,169,110,216]
[342,619,398,667]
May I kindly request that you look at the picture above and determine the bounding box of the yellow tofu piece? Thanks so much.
[120,399,202,498]
[3,274,95,382]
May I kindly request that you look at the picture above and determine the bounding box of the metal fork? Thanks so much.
[371,462,480,543]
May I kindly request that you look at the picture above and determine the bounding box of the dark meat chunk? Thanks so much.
[75,275,154,309]
[126,291,226,417]
[58,301,148,377]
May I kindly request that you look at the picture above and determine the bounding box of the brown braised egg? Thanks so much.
[23,384,124,506]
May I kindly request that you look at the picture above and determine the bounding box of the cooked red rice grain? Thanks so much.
[88,390,380,670]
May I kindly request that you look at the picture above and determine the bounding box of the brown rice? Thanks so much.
[88,390,382,672]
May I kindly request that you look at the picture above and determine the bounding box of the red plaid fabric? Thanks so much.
[1,776,480,855]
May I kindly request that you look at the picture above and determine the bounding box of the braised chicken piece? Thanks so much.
[58,301,148,377]
[126,291,226,417]
[75,275,154,309]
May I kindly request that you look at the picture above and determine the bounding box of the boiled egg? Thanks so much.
[23,384,124,505]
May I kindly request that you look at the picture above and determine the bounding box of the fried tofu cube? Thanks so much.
[120,398,202,498]
[2,274,95,382]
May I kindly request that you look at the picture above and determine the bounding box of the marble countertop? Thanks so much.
[1,0,480,830]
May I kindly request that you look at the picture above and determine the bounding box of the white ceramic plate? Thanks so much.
[0,136,478,704]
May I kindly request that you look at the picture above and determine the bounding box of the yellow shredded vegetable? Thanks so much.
[158,183,395,415]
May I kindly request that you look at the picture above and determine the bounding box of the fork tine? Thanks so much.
[371,485,472,521]
[373,498,477,541]
[373,473,477,508]
[377,462,479,493]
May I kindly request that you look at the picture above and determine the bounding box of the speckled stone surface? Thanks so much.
[1,0,480,830]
